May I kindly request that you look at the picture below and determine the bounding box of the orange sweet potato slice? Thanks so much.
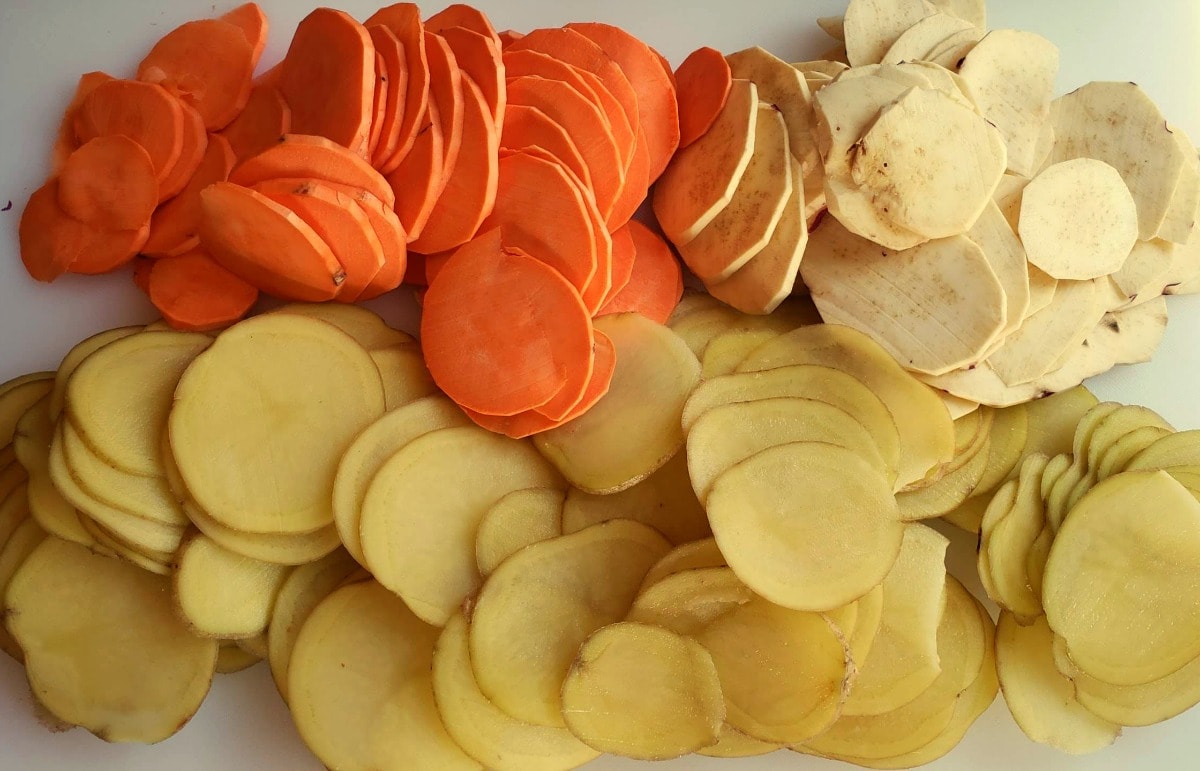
[436,26,504,125]
[57,136,158,231]
[218,83,291,163]
[229,133,395,210]
[367,51,390,161]
[386,97,446,241]
[499,103,593,191]
[19,180,145,281]
[366,26,410,169]
[74,79,185,188]
[156,98,209,201]
[52,71,114,173]
[425,4,500,47]
[674,47,732,149]
[221,3,269,68]
[366,4,429,171]
[143,134,237,258]
[148,246,259,331]
[597,220,684,324]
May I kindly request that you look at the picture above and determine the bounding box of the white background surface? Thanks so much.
[1,0,1199,769]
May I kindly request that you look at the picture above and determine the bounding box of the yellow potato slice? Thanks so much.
[995,612,1120,753]
[654,79,759,245]
[706,441,904,612]
[707,156,809,315]
[843,0,938,66]
[332,396,470,566]
[287,580,479,770]
[804,577,986,760]
[669,306,749,359]
[639,538,727,593]
[1083,404,1173,475]
[981,454,1048,621]
[804,218,1006,376]
[10,395,93,549]
[628,566,756,636]
[66,331,210,477]
[958,30,1058,177]
[738,324,953,487]
[688,397,889,503]
[469,520,670,727]
[0,373,53,447]
[48,327,140,422]
[25,473,93,548]
[1111,239,1176,308]
[432,614,598,770]
[698,725,781,758]
[268,302,414,350]
[267,548,359,700]
[1096,425,1172,481]
[560,450,709,545]
[561,622,725,759]
[987,278,1100,386]
[1019,159,1138,280]
[847,582,886,667]
[701,329,784,378]
[695,596,852,744]
[0,515,46,661]
[880,12,975,64]
[535,313,700,494]
[174,533,292,639]
[726,46,819,174]
[1073,649,1200,728]
[171,313,385,534]
[895,433,990,520]
[1048,81,1187,240]
[851,87,1006,239]
[966,202,1032,343]
[216,642,261,674]
[972,402,1030,494]
[180,497,341,566]
[843,524,948,717]
[1044,470,1200,685]
[368,344,437,411]
[475,487,564,577]
[1023,385,1099,458]
[78,515,173,576]
[360,424,560,626]
[668,291,725,325]
[1126,430,1200,473]
[6,538,217,743]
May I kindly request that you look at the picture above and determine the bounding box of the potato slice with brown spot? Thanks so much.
[850,87,1007,239]
[1048,81,1186,240]
[679,104,793,282]
[653,79,758,245]
[1019,159,1138,280]
[843,0,939,66]
[881,13,975,65]
[959,30,1059,177]
[561,622,725,759]
[803,217,1006,376]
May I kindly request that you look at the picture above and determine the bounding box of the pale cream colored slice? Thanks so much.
[360,424,560,627]
[986,278,1099,386]
[1025,264,1058,318]
[916,362,1039,408]
[803,217,1006,376]
[824,175,926,250]
[966,202,1031,341]
[1049,81,1186,239]
[48,326,140,422]
[6,538,217,743]
[843,0,939,66]
[726,46,819,174]
[287,580,479,771]
[937,391,980,420]
[706,441,904,612]
[475,488,564,577]
[561,622,725,759]
[737,324,953,487]
[174,533,292,639]
[560,450,710,546]
[928,0,985,26]
[535,314,700,494]
[1031,120,1056,173]
[653,79,759,245]
[881,13,975,64]
[67,331,211,478]
[706,156,808,316]
[993,172,1030,231]
[680,105,792,282]
[959,30,1059,177]
[171,314,385,534]
[851,86,1007,239]
[1019,159,1138,280]
[433,614,599,771]
[332,396,470,566]
[842,524,949,717]
[368,344,437,411]
[795,59,851,79]
[268,303,414,350]
[470,521,671,727]
[995,613,1120,754]
[1164,204,1200,292]
[1112,239,1176,308]
[1155,127,1200,244]
[817,15,845,41]
[1044,470,1200,686]
[924,26,984,68]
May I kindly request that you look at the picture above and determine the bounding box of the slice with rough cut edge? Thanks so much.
[1112,239,1176,308]
[725,47,819,177]
[654,79,758,246]
[803,218,1006,376]
[1019,159,1138,280]
[987,278,1100,386]
[966,202,1031,344]
[843,0,939,66]
[881,13,975,65]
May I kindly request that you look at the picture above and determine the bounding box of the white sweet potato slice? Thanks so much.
[928,0,985,26]
[843,0,939,66]
[817,15,846,41]
[653,79,758,245]
[924,26,984,69]
[1156,126,1200,244]
[1111,239,1176,308]
[1019,159,1139,280]
[802,216,1006,376]
[958,30,1059,177]
[881,13,975,65]
[1048,81,1186,240]
[966,202,1031,342]
[986,278,1100,386]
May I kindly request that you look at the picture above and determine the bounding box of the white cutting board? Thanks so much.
[1,1,1198,769]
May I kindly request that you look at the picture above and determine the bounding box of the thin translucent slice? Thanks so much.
[475,488,564,577]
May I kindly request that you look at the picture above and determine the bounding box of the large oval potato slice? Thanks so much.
[469,520,670,727]
[174,533,292,640]
[561,622,724,759]
[432,614,598,771]
[706,441,904,612]
[535,313,700,494]
[6,537,217,743]
[360,424,560,626]
[171,314,385,534]
[47,327,140,421]
[267,302,414,350]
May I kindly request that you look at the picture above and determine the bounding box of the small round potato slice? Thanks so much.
[432,614,598,771]
[1019,159,1139,280]
[561,621,725,759]
[638,538,727,593]
[469,520,671,727]
[171,314,385,534]
[174,533,292,640]
[359,424,561,626]
[706,441,904,612]
[48,327,141,422]
[1043,470,1200,686]
[475,487,564,577]
[535,313,701,494]
[6,537,217,743]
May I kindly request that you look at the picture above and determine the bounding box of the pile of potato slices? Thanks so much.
[655,0,1200,411]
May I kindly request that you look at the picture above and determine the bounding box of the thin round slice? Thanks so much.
[174,533,292,639]
[475,487,564,577]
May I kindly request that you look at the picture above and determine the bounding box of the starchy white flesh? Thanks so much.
[726,46,820,174]
[843,0,938,66]
[881,13,975,65]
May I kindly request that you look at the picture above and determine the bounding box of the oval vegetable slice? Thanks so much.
[174,533,292,640]
[474,487,564,577]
